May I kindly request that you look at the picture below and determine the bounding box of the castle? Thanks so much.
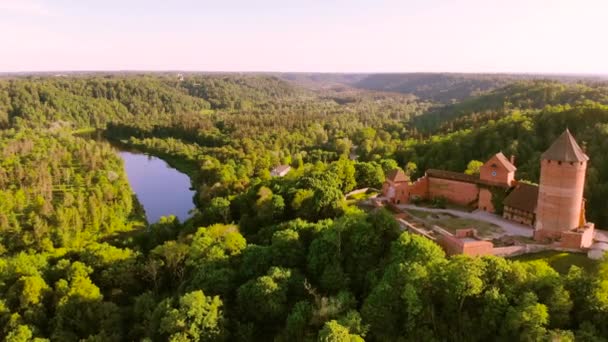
[382,129,595,249]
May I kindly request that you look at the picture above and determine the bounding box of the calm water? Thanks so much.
[119,151,195,223]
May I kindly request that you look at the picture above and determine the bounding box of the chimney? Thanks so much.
[510,155,516,166]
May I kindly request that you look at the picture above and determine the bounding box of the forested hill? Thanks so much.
[279,72,608,104]
[4,74,608,341]
[278,72,513,102]
[353,73,514,103]
[412,80,608,133]
[0,74,316,129]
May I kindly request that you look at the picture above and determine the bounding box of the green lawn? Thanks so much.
[512,251,597,274]
[436,217,502,238]
[405,210,502,238]
[405,209,434,219]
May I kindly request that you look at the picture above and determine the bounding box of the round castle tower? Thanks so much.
[534,129,589,238]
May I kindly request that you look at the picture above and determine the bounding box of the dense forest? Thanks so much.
[2,73,608,341]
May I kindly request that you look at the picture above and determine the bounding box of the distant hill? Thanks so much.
[352,73,516,103]
[277,73,368,89]
[279,72,608,104]
[412,80,608,133]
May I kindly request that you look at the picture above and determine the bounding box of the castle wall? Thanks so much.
[408,175,429,199]
[436,229,494,256]
[478,188,495,213]
[560,223,595,249]
[535,160,587,233]
[428,177,479,206]
[461,240,495,256]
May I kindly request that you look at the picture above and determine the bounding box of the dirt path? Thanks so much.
[396,204,534,237]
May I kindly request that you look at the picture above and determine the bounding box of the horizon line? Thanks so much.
[2,70,608,77]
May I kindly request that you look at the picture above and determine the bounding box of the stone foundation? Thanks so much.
[534,222,595,249]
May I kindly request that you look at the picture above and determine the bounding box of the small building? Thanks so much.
[270,165,291,177]
[479,152,517,187]
[503,182,539,226]
[382,169,409,204]
[437,228,494,256]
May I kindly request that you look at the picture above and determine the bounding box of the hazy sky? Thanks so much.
[1,0,607,73]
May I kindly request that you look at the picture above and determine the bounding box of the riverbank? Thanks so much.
[107,137,200,180]
[73,128,200,222]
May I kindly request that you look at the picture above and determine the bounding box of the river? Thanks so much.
[76,130,196,224]
[119,150,196,223]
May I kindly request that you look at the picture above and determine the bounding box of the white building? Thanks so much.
[271,165,291,177]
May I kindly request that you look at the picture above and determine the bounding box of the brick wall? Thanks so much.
[478,188,495,213]
[408,175,429,199]
[461,241,495,256]
[428,177,479,206]
[536,160,587,233]
[437,232,494,256]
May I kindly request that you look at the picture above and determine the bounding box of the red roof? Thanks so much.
[427,169,478,184]
[541,129,589,162]
[492,152,517,172]
[386,169,409,183]
[503,182,539,213]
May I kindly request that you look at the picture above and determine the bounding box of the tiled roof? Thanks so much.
[426,169,478,184]
[386,169,409,183]
[541,129,589,162]
[503,182,539,213]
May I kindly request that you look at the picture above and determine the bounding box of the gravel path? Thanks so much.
[396,204,534,237]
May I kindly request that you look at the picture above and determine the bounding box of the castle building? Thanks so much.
[385,152,517,211]
[382,129,594,249]
[382,169,409,204]
[533,129,594,247]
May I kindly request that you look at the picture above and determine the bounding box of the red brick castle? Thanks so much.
[382,129,594,248]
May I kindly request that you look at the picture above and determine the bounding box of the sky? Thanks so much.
[1,0,607,73]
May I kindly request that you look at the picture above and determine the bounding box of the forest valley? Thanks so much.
[2,73,608,341]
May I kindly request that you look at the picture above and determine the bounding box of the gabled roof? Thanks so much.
[386,169,409,183]
[541,129,589,162]
[492,152,517,172]
[503,182,539,213]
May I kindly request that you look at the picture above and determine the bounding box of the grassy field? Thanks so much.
[512,251,597,274]
[405,209,434,219]
[437,217,502,238]
[405,210,502,238]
